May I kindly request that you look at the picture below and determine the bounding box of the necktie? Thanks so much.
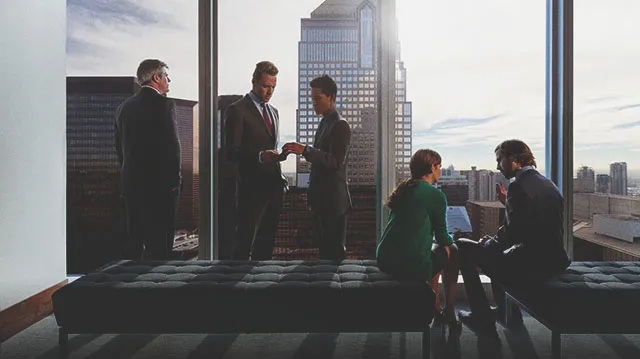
[261,102,273,135]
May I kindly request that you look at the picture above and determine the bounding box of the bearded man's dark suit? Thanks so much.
[303,109,352,261]
[115,87,181,261]
[224,94,287,260]
[456,167,571,320]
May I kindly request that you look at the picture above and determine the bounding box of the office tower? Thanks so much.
[610,162,628,196]
[173,99,198,230]
[67,77,197,272]
[466,201,505,241]
[477,170,492,201]
[296,0,412,186]
[575,166,595,193]
[437,165,469,206]
[491,171,510,201]
[596,174,610,194]
[67,77,138,273]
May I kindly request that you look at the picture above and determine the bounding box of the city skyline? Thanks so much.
[67,0,640,175]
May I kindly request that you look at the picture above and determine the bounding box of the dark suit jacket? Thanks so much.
[488,168,570,276]
[304,109,352,215]
[224,94,286,190]
[115,87,181,193]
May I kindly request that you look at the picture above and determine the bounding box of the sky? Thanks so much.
[67,0,640,178]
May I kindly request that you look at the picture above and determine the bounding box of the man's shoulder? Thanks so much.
[514,170,562,196]
[228,95,251,111]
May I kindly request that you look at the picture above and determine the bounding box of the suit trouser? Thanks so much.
[313,212,348,261]
[233,184,284,260]
[124,188,178,261]
[456,238,528,320]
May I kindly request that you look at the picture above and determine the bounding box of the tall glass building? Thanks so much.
[296,0,412,187]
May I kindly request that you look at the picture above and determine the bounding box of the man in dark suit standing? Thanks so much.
[284,75,352,261]
[455,139,570,333]
[225,61,288,260]
[115,59,181,261]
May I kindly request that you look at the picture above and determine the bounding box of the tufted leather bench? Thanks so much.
[504,261,640,359]
[52,259,435,357]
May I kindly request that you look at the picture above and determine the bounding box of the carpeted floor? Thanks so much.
[1,310,639,359]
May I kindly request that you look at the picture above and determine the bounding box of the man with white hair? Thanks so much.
[115,59,181,261]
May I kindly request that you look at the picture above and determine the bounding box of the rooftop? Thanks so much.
[310,0,371,19]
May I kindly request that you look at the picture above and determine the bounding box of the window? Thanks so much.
[396,0,545,228]
[572,1,640,261]
[66,1,198,273]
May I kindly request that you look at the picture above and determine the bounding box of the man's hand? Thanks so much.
[452,229,463,241]
[260,149,280,163]
[478,234,492,246]
[282,142,306,155]
[496,183,507,205]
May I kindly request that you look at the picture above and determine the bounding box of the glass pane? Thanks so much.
[397,0,545,240]
[219,0,389,259]
[573,0,640,261]
[66,1,198,273]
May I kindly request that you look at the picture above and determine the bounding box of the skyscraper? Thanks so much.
[67,77,138,273]
[437,165,469,206]
[596,174,610,194]
[173,99,198,230]
[610,162,628,196]
[575,166,595,193]
[296,0,412,186]
[67,77,198,272]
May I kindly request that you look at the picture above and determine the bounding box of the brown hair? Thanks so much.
[252,61,279,84]
[386,149,442,210]
[494,139,537,167]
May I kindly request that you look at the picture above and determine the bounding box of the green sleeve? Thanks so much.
[432,190,453,246]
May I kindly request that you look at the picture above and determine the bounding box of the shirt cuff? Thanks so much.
[258,151,263,164]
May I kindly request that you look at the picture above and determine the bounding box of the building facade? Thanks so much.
[575,165,595,193]
[466,201,505,241]
[67,77,197,272]
[596,174,611,194]
[610,162,628,196]
[296,0,412,186]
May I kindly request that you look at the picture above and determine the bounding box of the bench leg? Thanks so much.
[58,327,69,355]
[552,331,561,359]
[422,326,431,359]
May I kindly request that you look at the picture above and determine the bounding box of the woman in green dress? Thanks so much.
[376,149,460,325]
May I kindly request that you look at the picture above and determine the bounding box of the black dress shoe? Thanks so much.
[458,310,497,334]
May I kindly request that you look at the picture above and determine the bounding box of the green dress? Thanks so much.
[376,180,453,280]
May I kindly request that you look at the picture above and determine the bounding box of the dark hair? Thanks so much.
[136,59,168,85]
[494,139,537,167]
[386,149,442,210]
[252,61,279,84]
[310,74,338,99]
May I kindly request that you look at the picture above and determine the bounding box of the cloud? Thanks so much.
[585,96,620,104]
[615,104,640,112]
[67,0,640,172]
[611,120,640,130]
[414,114,503,136]
[67,0,170,28]
[67,0,198,100]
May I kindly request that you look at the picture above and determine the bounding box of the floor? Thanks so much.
[2,304,639,359]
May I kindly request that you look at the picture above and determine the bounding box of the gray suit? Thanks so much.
[303,109,351,260]
[225,94,287,260]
